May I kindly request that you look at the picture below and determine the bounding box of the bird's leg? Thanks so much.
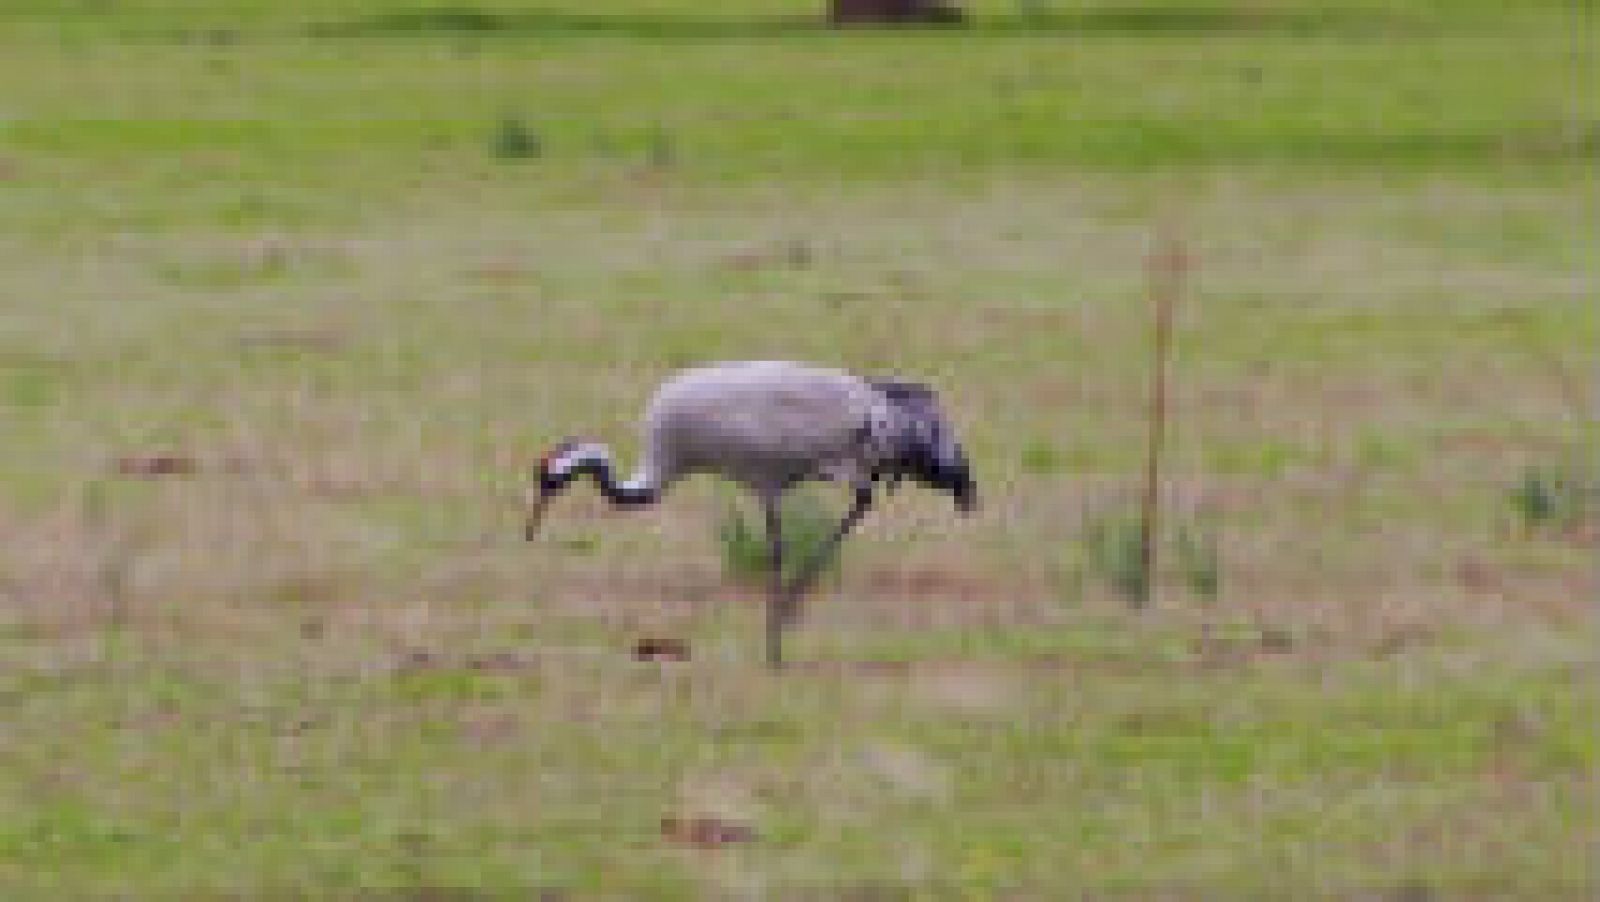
[763,493,786,670]
[781,484,873,623]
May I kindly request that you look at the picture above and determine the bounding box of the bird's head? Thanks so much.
[525,439,608,539]
[941,451,979,515]
[916,439,978,515]
[871,379,978,515]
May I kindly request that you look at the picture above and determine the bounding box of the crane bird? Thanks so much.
[524,360,977,668]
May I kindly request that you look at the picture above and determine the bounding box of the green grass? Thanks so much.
[1,0,1596,894]
[717,487,845,587]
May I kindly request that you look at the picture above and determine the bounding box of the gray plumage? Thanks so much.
[636,360,898,494]
[525,360,977,668]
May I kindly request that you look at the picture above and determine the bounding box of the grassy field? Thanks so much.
[1,0,1596,894]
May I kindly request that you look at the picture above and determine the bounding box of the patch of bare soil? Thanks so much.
[633,636,691,662]
[659,815,758,849]
[115,454,200,477]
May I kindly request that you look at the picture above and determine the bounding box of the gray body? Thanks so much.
[636,360,894,497]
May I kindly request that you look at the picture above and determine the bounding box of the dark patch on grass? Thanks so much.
[1191,621,1318,667]
[304,4,1417,42]
[1082,508,1148,604]
[490,116,543,161]
[633,636,690,662]
[660,815,757,848]
[1175,517,1222,603]
[307,8,820,40]
[1509,459,1599,540]
[114,454,199,478]
[719,239,815,273]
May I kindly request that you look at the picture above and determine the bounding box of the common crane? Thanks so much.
[524,360,977,668]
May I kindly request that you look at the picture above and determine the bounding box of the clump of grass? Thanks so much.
[1509,460,1597,534]
[490,116,542,160]
[645,125,676,168]
[1082,508,1147,604]
[1175,518,1221,603]
[1080,506,1223,605]
[716,490,841,587]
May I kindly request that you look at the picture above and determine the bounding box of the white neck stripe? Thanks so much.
[549,442,611,477]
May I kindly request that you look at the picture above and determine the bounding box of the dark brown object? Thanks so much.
[829,0,964,26]
[633,637,690,662]
[660,816,756,848]
[115,454,199,477]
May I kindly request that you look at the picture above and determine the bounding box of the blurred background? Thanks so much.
[0,0,1594,894]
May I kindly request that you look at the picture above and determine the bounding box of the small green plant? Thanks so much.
[1082,508,1147,604]
[1511,467,1560,525]
[645,125,676,168]
[1175,518,1221,603]
[716,489,842,587]
[1080,506,1222,605]
[1510,461,1598,532]
[491,116,542,160]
